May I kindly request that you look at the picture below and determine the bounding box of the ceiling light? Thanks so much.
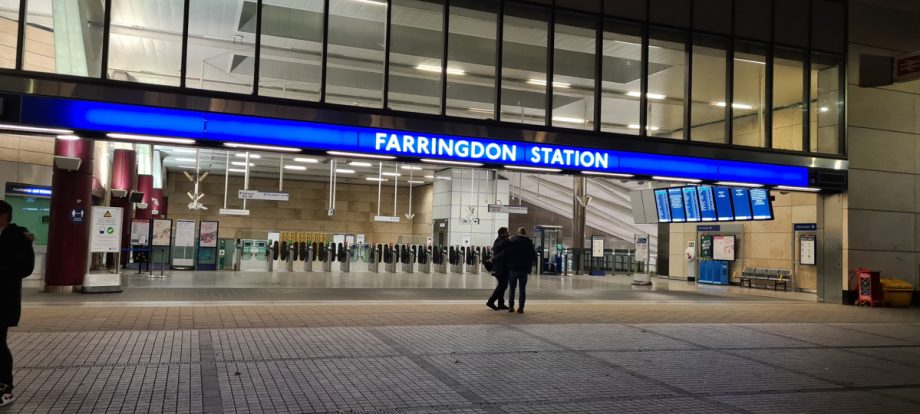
[349,161,373,167]
[335,169,355,174]
[0,123,73,135]
[553,116,584,124]
[176,165,196,169]
[56,135,80,141]
[223,142,301,152]
[407,180,425,184]
[401,165,422,170]
[819,106,830,112]
[231,161,255,167]
[174,157,196,163]
[435,176,452,180]
[235,153,261,159]
[327,151,396,160]
[294,157,319,163]
[713,102,754,110]
[424,175,434,179]
[527,79,570,88]
[627,124,660,131]
[354,0,386,5]
[107,133,196,145]
[582,171,634,178]
[505,165,562,173]
[415,64,465,75]
[734,57,766,65]
[284,165,307,171]
[366,177,387,182]
[467,107,493,114]
[228,168,246,173]
[420,158,483,167]
[170,148,198,154]
[716,181,763,188]
[382,172,401,177]
[652,176,702,183]
[774,185,820,192]
[626,91,666,100]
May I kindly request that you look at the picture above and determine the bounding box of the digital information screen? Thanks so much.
[749,188,773,220]
[668,188,687,222]
[682,186,701,222]
[654,189,672,223]
[697,186,718,222]
[713,187,734,221]
[731,187,753,220]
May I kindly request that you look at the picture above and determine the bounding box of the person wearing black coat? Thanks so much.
[0,200,35,407]
[486,227,511,310]
[505,227,536,313]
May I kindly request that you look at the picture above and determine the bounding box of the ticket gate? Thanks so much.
[418,245,431,273]
[435,246,448,274]
[339,244,351,272]
[449,246,463,273]
[384,244,398,273]
[401,244,415,273]
[303,243,313,272]
[322,242,333,272]
[240,239,271,271]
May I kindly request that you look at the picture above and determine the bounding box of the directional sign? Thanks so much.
[219,208,250,216]
[487,204,529,214]
[374,215,401,223]
[239,189,289,201]
[895,51,920,82]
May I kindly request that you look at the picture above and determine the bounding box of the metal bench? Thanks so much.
[740,267,789,291]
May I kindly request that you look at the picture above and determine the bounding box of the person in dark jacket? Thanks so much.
[0,200,35,407]
[505,227,536,313]
[486,227,511,310]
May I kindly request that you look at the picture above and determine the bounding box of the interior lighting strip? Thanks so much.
[653,176,702,183]
[224,142,301,152]
[0,123,73,135]
[504,165,562,173]
[420,159,483,167]
[107,133,196,145]
[581,171,634,178]
[327,151,396,160]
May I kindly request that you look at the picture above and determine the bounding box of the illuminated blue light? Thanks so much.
[19,96,811,187]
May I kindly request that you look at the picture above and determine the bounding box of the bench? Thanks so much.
[740,267,791,291]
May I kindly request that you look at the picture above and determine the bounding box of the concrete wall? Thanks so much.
[166,173,433,244]
[845,0,920,291]
[431,169,509,247]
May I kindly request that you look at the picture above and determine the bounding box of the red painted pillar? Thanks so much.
[135,175,154,220]
[45,138,95,289]
[150,188,164,218]
[110,149,137,266]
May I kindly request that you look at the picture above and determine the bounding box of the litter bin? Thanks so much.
[880,278,914,307]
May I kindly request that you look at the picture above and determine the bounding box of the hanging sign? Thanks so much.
[374,215,401,223]
[238,189,289,201]
[5,183,51,197]
[487,204,529,214]
[219,208,250,216]
[89,207,123,253]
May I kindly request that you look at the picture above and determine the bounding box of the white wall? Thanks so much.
[432,169,510,246]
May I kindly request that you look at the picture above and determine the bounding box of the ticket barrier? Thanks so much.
[285,244,295,272]
[340,244,351,272]
[418,246,431,273]
[467,247,481,275]
[384,244,398,273]
[322,243,334,272]
[401,244,415,273]
[303,243,313,272]
[434,246,448,274]
[368,244,381,273]
[449,246,463,274]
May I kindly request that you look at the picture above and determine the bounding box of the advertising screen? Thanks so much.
[713,235,736,261]
[749,188,773,220]
[682,186,701,222]
[697,186,718,222]
[667,188,686,222]
[654,189,672,223]
[713,187,734,221]
[731,187,753,220]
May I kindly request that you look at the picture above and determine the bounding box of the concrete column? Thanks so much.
[110,149,137,266]
[817,193,845,304]
[45,138,95,290]
[572,176,587,274]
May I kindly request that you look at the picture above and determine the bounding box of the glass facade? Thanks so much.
[5,0,846,156]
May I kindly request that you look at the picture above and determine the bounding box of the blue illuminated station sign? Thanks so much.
[21,97,812,187]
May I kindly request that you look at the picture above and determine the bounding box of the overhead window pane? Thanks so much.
[0,0,20,69]
[812,0,845,54]
[108,0,184,86]
[774,0,807,48]
[731,41,767,148]
[500,2,549,126]
[647,28,686,139]
[24,0,105,77]
[551,11,596,130]
[185,0,255,94]
[258,0,324,101]
[772,48,806,151]
[387,0,444,114]
[600,19,641,135]
[446,0,497,120]
[734,0,771,42]
[326,0,387,107]
[811,52,843,154]
[690,35,727,144]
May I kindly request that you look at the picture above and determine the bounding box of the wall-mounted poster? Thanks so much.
[152,219,173,246]
[174,220,197,248]
[699,235,713,259]
[90,207,123,253]
[130,219,150,246]
[712,235,736,261]
[800,235,816,265]
[199,221,219,248]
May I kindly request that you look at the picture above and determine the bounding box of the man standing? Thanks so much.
[0,200,35,407]
[486,227,510,310]
[506,227,536,314]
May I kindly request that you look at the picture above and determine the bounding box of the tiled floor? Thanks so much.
[5,274,920,413]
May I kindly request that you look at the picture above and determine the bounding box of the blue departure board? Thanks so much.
[750,188,773,220]
[654,189,671,222]
[682,187,701,222]
[668,188,686,222]
[698,186,718,222]
[713,187,734,221]
[732,187,753,220]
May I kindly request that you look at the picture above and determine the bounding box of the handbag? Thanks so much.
[483,258,494,272]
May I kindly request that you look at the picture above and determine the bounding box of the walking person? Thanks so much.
[0,200,36,407]
[486,227,511,310]
[506,227,536,314]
